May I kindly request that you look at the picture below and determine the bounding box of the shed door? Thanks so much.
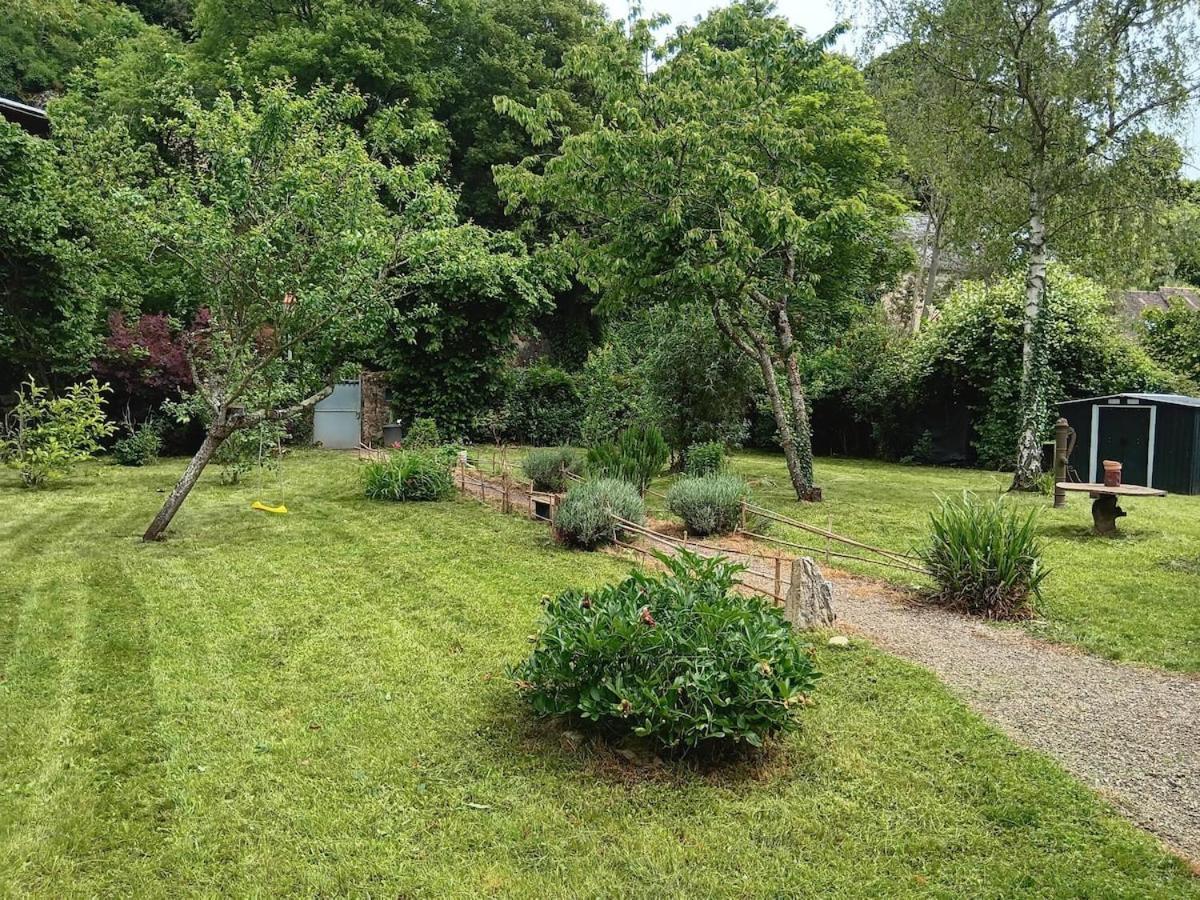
[313,381,361,449]
[1093,404,1152,486]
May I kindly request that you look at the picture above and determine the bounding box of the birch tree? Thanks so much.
[862,0,1200,489]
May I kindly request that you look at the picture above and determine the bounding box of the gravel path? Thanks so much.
[831,574,1200,862]
[458,470,1200,860]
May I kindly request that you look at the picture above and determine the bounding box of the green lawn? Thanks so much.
[691,452,1200,673]
[1,451,1196,896]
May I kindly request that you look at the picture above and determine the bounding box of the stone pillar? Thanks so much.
[782,557,834,630]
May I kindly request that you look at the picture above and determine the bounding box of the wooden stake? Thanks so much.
[774,555,782,598]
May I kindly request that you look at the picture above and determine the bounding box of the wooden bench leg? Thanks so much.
[1091,494,1126,535]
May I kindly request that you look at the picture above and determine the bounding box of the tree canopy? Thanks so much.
[497,1,907,500]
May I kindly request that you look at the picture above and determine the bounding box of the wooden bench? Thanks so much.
[1055,482,1166,535]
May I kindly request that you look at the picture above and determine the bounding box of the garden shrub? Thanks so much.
[112,423,162,466]
[579,343,645,447]
[684,440,725,476]
[553,477,645,549]
[522,446,583,493]
[361,447,455,501]
[2,377,115,487]
[503,363,584,446]
[405,416,441,449]
[665,474,749,536]
[586,425,669,495]
[917,492,1048,619]
[512,550,821,750]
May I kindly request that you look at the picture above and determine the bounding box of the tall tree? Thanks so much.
[863,0,1200,489]
[89,82,543,540]
[497,2,905,501]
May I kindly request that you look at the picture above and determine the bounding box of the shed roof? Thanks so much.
[1060,393,1200,409]
[0,97,49,137]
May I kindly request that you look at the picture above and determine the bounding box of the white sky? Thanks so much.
[616,0,1200,174]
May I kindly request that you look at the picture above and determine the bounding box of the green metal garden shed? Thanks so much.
[1057,393,1200,494]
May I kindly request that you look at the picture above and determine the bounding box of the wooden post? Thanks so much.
[774,556,782,598]
[825,514,832,566]
[1053,418,1073,509]
[739,500,747,533]
[502,472,510,514]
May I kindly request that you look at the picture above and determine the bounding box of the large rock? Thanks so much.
[783,556,835,630]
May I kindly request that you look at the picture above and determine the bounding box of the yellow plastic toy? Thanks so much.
[251,500,288,514]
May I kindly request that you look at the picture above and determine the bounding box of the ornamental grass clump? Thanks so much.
[522,446,584,493]
[665,474,749,536]
[513,550,820,750]
[362,447,455,501]
[553,477,644,549]
[917,492,1048,619]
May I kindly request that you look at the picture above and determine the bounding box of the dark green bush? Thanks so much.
[917,492,1048,619]
[404,417,441,449]
[503,364,584,446]
[665,474,749,536]
[362,447,455,501]
[512,550,821,750]
[553,477,645,549]
[522,446,583,493]
[586,425,668,494]
[112,424,162,467]
[684,441,726,476]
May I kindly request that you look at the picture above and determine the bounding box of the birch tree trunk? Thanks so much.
[143,427,230,541]
[914,212,944,334]
[1011,194,1048,491]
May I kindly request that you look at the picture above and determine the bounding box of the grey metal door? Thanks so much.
[313,381,361,449]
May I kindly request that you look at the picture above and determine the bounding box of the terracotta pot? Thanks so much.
[1102,460,1122,488]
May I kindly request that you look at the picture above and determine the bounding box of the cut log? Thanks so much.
[783,557,834,630]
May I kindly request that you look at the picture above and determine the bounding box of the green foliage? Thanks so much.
[665,475,749,537]
[0,122,111,392]
[404,417,441,449]
[908,267,1180,468]
[579,342,645,447]
[498,4,907,496]
[553,477,644,549]
[111,423,162,466]
[1139,298,1200,387]
[585,425,668,495]
[213,421,285,486]
[684,441,725,477]
[522,446,583,493]
[2,377,115,487]
[502,364,583,446]
[0,0,143,101]
[361,447,455,502]
[918,493,1048,620]
[512,550,820,749]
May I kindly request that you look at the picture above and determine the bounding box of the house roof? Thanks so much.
[1119,286,1200,322]
[1060,393,1200,409]
[0,97,49,137]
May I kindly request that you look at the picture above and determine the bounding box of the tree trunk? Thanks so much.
[914,213,944,334]
[1011,194,1048,492]
[142,427,229,541]
[751,347,812,502]
[773,307,819,500]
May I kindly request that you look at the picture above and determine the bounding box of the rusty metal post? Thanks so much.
[1053,418,1072,508]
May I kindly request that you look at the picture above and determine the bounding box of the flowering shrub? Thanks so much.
[512,551,820,749]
